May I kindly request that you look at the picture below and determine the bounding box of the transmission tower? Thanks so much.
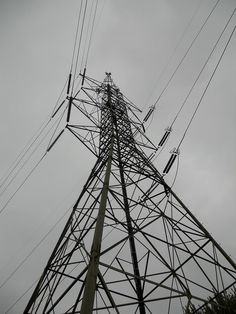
[24,73,236,314]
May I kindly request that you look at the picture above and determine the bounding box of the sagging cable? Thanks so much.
[0,153,47,216]
[50,77,68,118]
[177,24,236,150]
[170,8,236,130]
[84,0,99,68]
[71,0,89,96]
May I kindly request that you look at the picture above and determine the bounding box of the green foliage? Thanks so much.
[185,288,236,314]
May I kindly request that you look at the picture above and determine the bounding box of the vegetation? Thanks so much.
[185,288,236,314]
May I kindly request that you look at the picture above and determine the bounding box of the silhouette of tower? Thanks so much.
[24,73,236,313]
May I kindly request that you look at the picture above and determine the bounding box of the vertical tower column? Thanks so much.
[80,83,114,313]
[80,136,114,314]
[111,85,146,314]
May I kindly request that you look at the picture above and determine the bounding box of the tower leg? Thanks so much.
[80,137,114,314]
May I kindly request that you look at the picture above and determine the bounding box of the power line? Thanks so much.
[142,0,203,112]
[85,0,99,67]
[141,0,220,130]
[50,76,68,117]
[0,206,71,291]
[170,8,236,128]
[80,0,95,70]
[0,107,67,214]
[161,22,236,177]
[0,119,50,191]
[71,0,89,95]
[4,278,38,314]
[0,75,69,196]
[0,108,67,202]
[69,0,84,74]
[177,25,236,149]
[0,153,46,216]
[152,0,220,108]
[148,7,235,172]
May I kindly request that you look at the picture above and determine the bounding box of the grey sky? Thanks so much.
[0,0,235,312]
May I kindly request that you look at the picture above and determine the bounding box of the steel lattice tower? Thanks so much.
[24,73,236,314]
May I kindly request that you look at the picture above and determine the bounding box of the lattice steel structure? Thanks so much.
[24,73,236,313]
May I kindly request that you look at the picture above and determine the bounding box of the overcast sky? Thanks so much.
[0,0,235,313]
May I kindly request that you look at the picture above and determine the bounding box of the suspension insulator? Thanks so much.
[66,97,73,122]
[141,123,145,133]
[148,152,155,160]
[158,126,172,147]
[67,73,72,95]
[47,129,65,152]
[143,106,155,123]
[81,67,86,86]
[163,148,179,175]
[52,100,65,118]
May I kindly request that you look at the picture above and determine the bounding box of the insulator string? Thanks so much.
[148,7,235,167]
[160,23,235,177]
[46,106,67,151]
[170,154,180,188]
[0,75,69,196]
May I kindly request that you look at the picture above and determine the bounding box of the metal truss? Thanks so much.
[24,73,236,314]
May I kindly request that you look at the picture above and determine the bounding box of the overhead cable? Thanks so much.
[80,0,95,70]
[0,153,47,215]
[51,76,68,117]
[170,8,236,128]
[152,0,220,108]
[71,0,89,95]
[177,25,236,149]
[0,108,67,200]
[47,106,67,151]
[143,0,203,112]
[151,7,235,170]
[85,0,99,67]
[0,206,71,291]
[69,0,84,74]
[0,119,50,192]
[4,279,38,314]
[0,74,70,197]
[162,23,236,176]
[0,108,67,213]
